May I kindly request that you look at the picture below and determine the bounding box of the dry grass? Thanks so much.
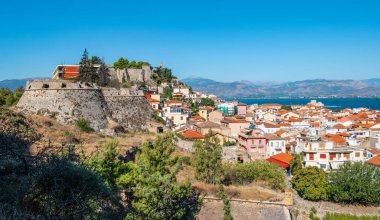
[174,153,285,202]
[193,182,284,201]
[28,114,157,157]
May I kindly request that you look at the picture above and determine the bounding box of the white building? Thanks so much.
[300,139,365,171]
[265,134,287,156]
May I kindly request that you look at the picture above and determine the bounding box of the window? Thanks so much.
[42,84,49,89]
[309,153,314,160]
[355,152,360,157]
[320,164,326,169]
[344,153,350,159]
[320,154,326,159]
[259,140,262,146]
[61,83,67,88]
[330,153,336,160]
[180,116,183,120]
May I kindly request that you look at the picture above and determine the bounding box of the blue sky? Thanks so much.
[0,0,379,82]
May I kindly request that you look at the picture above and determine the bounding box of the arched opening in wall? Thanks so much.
[42,84,49,89]
[157,127,164,133]
[61,83,67,88]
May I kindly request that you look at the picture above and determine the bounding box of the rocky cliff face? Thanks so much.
[16,80,152,131]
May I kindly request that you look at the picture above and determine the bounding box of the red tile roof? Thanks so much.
[221,117,249,124]
[199,106,215,110]
[368,148,380,155]
[266,153,293,168]
[179,129,204,139]
[367,154,380,166]
[191,115,205,120]
[332,124,346,129]
[275,130,285,135]
[147,98,160,103]
[237,102,247,106]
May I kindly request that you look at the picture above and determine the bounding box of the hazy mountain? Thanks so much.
[0,78,48,91]
[182,77,380,98]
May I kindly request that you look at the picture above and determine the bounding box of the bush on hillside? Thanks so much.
[291,166,329,201]
[323,213,380,220]
[192,134,223,184]
[222,160,286,190]
[75,118,92,132]
[329,161,380,205]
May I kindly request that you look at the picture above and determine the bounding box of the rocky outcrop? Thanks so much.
[16,80,152,131]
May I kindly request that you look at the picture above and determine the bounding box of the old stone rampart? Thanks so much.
[17,80,152,131]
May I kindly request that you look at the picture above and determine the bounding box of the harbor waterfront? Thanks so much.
[226,98,380,111]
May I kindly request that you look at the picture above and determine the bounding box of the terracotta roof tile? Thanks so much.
[367,154,380,166]
[178,129,204,139]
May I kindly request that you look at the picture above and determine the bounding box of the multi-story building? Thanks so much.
[265,134,287,156]
[238,128,267,161]
[300,139,365,170]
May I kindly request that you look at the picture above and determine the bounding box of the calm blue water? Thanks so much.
[228,98,380,111]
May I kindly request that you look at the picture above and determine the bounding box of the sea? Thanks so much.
[226,98,380,111]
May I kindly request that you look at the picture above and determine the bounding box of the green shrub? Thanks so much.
[181,156,191,165]
[23,157,111,219]
[329,161,380,205]
[310,212,321,220]
[223,140,236,146]
[223,160,286,190]
[75,118,92,132]
[152,110,166,125]
[323,213,380,220]
[0,87,23,107]
[291,166,329,201]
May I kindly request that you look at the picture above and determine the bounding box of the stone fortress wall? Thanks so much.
[17,80,153,131]
[108,65,153,83]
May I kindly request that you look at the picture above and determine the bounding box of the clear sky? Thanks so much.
[0,0,379,82]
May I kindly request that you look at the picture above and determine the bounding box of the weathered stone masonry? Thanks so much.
[17,80,153,131]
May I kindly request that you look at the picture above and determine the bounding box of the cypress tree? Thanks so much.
[97,60,110,87]
[78,49,97,83]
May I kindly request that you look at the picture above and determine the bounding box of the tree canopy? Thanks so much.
[200,98,215,107]
[291,166,329,201]
[329,161,380,205]
[113,57,150,69]
[0,87,23,107]
[192,132,223,184]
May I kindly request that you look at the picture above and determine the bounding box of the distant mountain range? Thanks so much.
[0,78,48,91]
[2,77,380,98]
[182,77,380,98]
